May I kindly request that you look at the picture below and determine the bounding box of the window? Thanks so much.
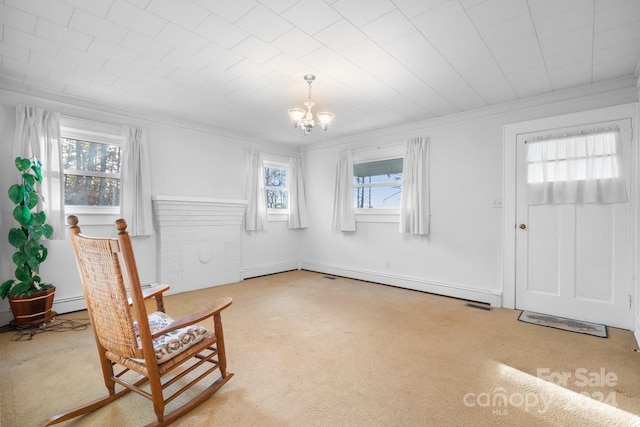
[60,118,124,214]
[353,158,403,209]
[264,162,289,213]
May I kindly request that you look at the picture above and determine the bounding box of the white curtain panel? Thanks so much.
[288,157,309,229]
[13,105,65,239]
[121,126,154,236]
[331,150,356,232]
[527,130,627,204]
[245,150,267,231]
[399,137,430,235]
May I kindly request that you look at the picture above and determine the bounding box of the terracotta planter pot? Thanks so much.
[8,286,57,327]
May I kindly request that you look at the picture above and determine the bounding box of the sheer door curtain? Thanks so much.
[527,129,627,205]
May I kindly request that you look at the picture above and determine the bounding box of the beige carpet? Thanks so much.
[2,270,640,426]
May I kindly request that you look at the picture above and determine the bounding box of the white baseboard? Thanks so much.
[241,261,299,280]
[301,261,502,307]
[0,295,87,326]
[635,318,640,349]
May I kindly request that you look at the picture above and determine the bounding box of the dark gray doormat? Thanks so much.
[518,311,608,338]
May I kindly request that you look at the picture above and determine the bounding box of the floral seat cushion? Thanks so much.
[134,311,209,364]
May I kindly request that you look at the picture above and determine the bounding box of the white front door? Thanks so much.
[515,128,633,329]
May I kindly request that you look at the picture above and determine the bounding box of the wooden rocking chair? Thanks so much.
[43,216,233,426]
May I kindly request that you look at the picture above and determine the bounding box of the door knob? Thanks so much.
[519,224,526,229]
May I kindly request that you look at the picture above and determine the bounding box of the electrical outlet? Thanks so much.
[492,198,502,208]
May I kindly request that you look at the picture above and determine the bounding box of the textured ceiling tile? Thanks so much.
[102,59,147,80]
[57,45,107,70]
[29,50,77,73]
[0,4,38,33]
[331,0,395,27]
[235,4,293,42]
[384,32,486,111]
[49,69,90,87]
[154,23,209,55]
[272,27,323,57]
[595,0,640,32]
[88,39,137,64]
[489,35,545,73]
[106,0,167,38]
[2,57,49,79]
[282,0,342,35]
[194,13,249,49]
[130,55,176,77]
[412,1,517,104]
[532,6,594,41]
[393,0,450,18]
[199,42,244,68]
[61,0,114,17]
[547,60,592,90]
[0,41,30,62]
[231,35,281,63]
[538,26,592,58]
[593,54,640,81]
[124,0,151,7]
[594,37,640,63]
[313,19,367,52]
[5,0,74,26]
[263,52,308,75]
[69,8,128,44]
[35,19,92,51]
[504,66,552,98]
[119,31,172,60]
[4,27,60,55]
[361,10,414,46]
[161,49,211,72]
[24,74,68,92]
[74,65,118,85]
[464,0,529,30]
[593,20,640,51]
[478,12,535,48]
[146,0,210,30]
[191,0,258,23]
[257,0,299,14]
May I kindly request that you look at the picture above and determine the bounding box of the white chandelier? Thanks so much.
[288,74,334,135]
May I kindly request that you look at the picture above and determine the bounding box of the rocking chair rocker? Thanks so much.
[43,216,233,426]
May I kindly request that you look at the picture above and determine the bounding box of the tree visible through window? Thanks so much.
[353,158,403,208]
[265,165,288,210]
[61,138,122,206]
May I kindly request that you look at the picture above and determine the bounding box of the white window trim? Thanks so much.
[353,144,404,222]
[263,159,290,221]
[60,117,124,222]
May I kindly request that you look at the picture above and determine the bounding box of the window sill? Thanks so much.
[355,209,399,223]
[65,206,119,226]
[267,212,289,222]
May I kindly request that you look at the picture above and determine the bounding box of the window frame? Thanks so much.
[263,159,290,221]
[60,117,124,221]
[352,145,404,223]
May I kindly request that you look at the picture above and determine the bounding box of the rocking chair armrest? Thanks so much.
[151,296,232,338]
[128,284,170,305]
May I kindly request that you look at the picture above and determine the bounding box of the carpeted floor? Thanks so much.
[2,270,640,426]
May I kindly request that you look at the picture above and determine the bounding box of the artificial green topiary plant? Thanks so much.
[0,156,54,299]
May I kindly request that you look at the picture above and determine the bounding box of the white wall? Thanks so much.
[0,94,301,324]
[2,77,639,327]
[300,78,640,307]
